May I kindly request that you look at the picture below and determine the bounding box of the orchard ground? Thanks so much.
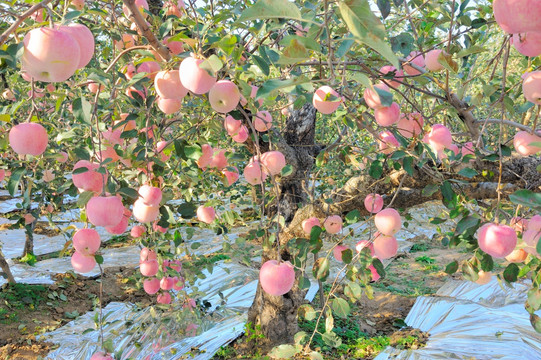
[1,198,471,359]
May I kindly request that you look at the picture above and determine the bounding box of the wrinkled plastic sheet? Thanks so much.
[375,278,541,360]
[41,261,318,360]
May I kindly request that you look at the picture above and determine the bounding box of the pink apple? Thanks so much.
[475,270,492,285]
[403,51,425,75]
[71,0,85,10]
[528,215,541,232]
[493,0,541,34]
[90,352,113,360]
[197,144,213,169]
[302,217,320,235]
[512,32,541,57]
[461,142,475,157]
[373,232,398,259]
[244,160,268,185]
[133,199,160,223]
[137,61,160,80]
[87,196,124,227]
[224,115,242,135]
[71,251,97,273]
[88,82,104,94]
[505,248,528,263]
[364,83,391,110]
[425,49,444,72]
[259,260,295,296]
[355,240,375,256]
[364,193,384,213]
[196,205,215,224]
[397,112,424,138]
[22,27,81,82]
[477,223,517,258]
[143,278,161,294]
[523,229,541,247]
[324,215,343,234]
[157,292,172,304]
[333,245,349,262]
[163,36,183,54]
[72,160,106,193]
[140,260,159,277]
[210,149,228,169]
[260,151,286,176]
[232,125,249,143]
[140,247,157,262]
[178,56,217,94]
[156,97,182,114]
[105,215,128,234]
[513,131,541,156]
[222,167,240,186]
[523,71,541,104]
[253,111,273,132]
[138,185,162,206]
[312,86,342,114]
[56,23,94,69]
[131,225,145,238]
[9,123,48,156]
[369,265,380,281]
[374,102,400,127]
[208,80,240,113]
[424,124,453,152]
[73,228,101,255]
[154,70,188,100]
[173,276,184,290]
[160,277,175,290]
[378,131,399,154]
[379,65,404,88]
[374,208,401,236]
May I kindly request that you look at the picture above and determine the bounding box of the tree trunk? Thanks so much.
[247,104,318,348]
[22,220,36,259]
[0,250,15,284]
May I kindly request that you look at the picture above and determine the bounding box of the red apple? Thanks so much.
[379,65,404,88]
[312,86,342,114]
[397,112,424,138]
[374,102,400,127]
[302,217,320,235]
[197,144,213,169]
[403,51,425,75]
[477,223,517,258]
[133,199,160,223]
[208,80,240,113]
[71,251,97,273]
[505,248,528,263]
[364,193,384,213]
[373,232,398,259]
[378,131,399,154]
[222,167,239,186]
[324,215,343,234]
[244,160,268,185]
[90,352,113,360]
[363,83,390,110]
[259,260,295,296]
[73,228,101,255]
[154,70,188,100]
[21,27,81,82]
[138,185,162,206]
[157,292,172,304]
[224,115,242,135]
[513,130,541,156]
[56,23,94,69]
[9,123,48,156]
[143,278,161,294]
[512,32,541,57]
[72,160,106,193]
[253,111,273,132]
[140,259,159,276]
[131,225,145,238]
[196,205,215,224]
[333,245,349,262]
[493,0,541,34]
[140,247,157,262]
[523,71,541,104]
[86,196,124,227]
[374,208,401,236]
[178,56,217,94]
[355,240,375,255]
[232,125,249,143]
[425,49,444,72]
[260,151,286,176]
[160,277,175,290]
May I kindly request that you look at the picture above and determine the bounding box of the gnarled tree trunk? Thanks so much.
[247,104,319,348]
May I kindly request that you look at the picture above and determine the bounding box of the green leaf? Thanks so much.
[198,55,223,77]
[458,167,478,178]
[337,0,399,68]
[268,344,301,359]
[321,331,342,348]
[237,0,306,23]
[440,181,455,202]
[369,160,383,179]
[252,55,269,76]
[72,97,92,124]
[341,249,353,264]
[390,33,414,56]
[256,76,311,100]
[310,225,322,242]
[294,331,308,345]
[119,187,139,200]
[422,184,439,197]
[184,145,202,160]
[377,0,391,19]
[503,263,519,283]
[77,191,95,207]
[7,167,25,197]
[455,216,480,234]
[438,51,459,73]
[530,314,541,333]
[277,38,310,65]
[281,164,293,177]
[95,254,104,264]
[374,86,393,107]
[509,190,541,210]
[402,156,414,176]
[345,209,361,224]
[313,257,330,281]
[299,304,317,321]
[445,260,459,274]
[331,298,350,318]
[528,289,541,311]
[344,282,362,301]
[372,258,385,278]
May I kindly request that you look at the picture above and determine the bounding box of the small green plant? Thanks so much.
[410,243,430,252]
[415,255,435,264]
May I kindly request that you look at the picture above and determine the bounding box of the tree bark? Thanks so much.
[0,250,15,284]
[247,104,319,349]
[23,220,36,259]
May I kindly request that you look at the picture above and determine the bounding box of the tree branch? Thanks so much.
[121,0,171,62]
[0,0,54,45]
